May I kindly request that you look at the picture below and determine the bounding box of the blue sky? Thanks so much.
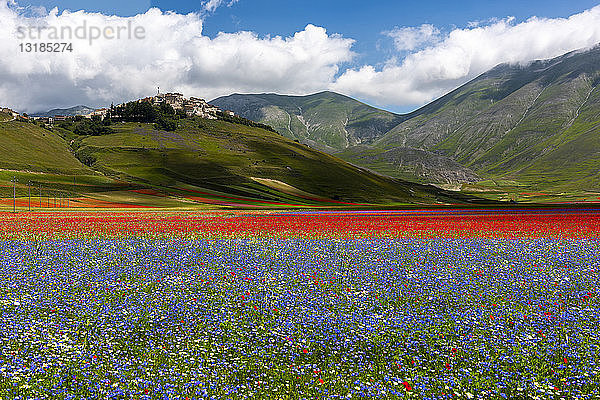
[25,0,600,68]
[7,0,600,112]
[194,0,600,66]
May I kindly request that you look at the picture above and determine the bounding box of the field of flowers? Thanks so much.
[0,209,599,399]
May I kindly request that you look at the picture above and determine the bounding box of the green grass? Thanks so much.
[0,121,92,174]
[340,48,600,200]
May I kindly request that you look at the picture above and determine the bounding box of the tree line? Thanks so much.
[55,101,181,135]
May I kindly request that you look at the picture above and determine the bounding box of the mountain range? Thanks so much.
[212,44,600,200]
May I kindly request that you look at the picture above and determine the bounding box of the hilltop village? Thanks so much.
[18,92,235,124]
[2,91,277,135]
[107,92,235,121]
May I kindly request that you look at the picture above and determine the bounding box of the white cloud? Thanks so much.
[202,0,223,13]
[384,24,440,51]
[332,5,600,108]
[201,0,238,14]
[0,1,354,112]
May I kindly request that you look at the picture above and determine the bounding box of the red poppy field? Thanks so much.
[1,208,600,239]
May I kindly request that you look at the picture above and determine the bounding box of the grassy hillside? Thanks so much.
[495,84,600,192]
[0,117,477,208]
[211,91,404,151]
[0,120,92,174]
[0,120,126,201]
[74,119,468,205]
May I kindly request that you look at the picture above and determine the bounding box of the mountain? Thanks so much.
[0,117,480,208]
[211,91,404,152]
[370,45,600,193]
[33,105,95,117]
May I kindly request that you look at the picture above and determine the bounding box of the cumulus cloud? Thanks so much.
[332,5,600,108]
[384,24,440,51]
[0,1,354,112]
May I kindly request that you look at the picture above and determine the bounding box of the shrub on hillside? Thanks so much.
[154,115,178,131]
[73,119,113,136]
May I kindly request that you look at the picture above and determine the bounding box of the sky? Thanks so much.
[3,0,600,113]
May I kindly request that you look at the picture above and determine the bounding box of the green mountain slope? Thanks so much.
[211,91,404,152]
[74,119,476,205]
[371,45,600,192]
[0,120,94,175]
[338,146,480,185]
[0,117,477,207]
[0,119,120,202]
